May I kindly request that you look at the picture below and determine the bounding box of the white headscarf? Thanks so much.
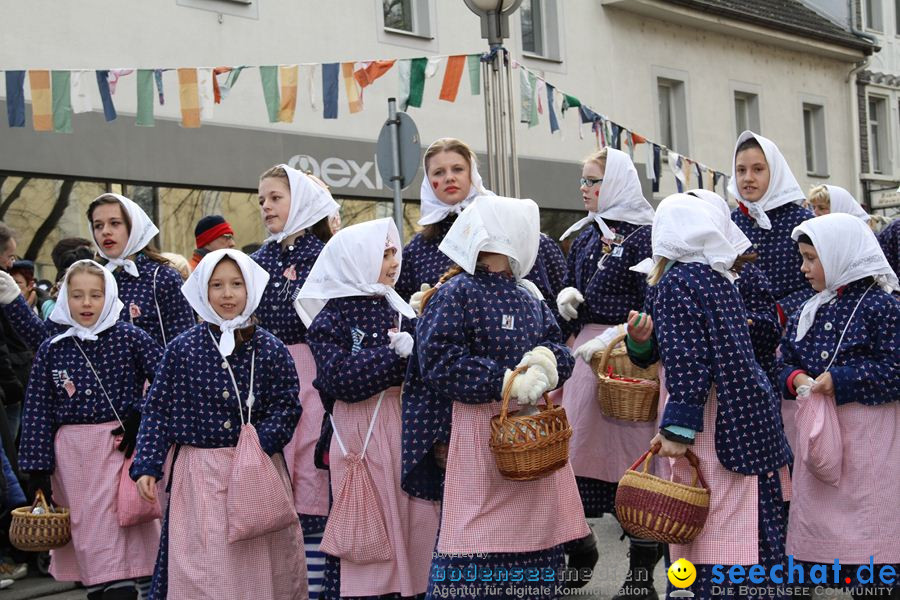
[640,193,739,282]
[825,185,870,222]
[295,218,416,327]
[91,194,160,277]
[687,189,753,254]
[792,213,898,341]
[439,195,543,299]
[418,139,492,226]
[561,148,656,241]
[266,164,341,244]
[181,249,271,357]
[727,131,805,230]
[50,259,124,344]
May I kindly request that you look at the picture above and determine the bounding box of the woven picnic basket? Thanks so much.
[615,448,710,545]
[489,366,571,481]
[10,489,71,551]
[593,333,659,422]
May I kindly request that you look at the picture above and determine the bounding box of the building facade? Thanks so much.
[0,0,873,275]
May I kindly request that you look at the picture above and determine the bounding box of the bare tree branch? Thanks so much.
[24,180,75,261]
[0,177,31,221]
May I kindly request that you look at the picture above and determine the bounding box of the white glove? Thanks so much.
[409,283,432,315]
[0,271,21,305]
[388,331,414,358]
[516,346,559,389]
[556,287,584,322]
[502,367,551,405]
[572,326,625,364]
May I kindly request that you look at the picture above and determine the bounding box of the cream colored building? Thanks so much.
[0,0,873,277]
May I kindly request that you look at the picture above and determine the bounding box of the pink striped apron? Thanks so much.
[49,423,160,586]
[562,324,657,482]
[666,388,791,565]
[437,399,590,554]
[329,387,440,597]
[282,343,330,517]
[167,445,308,600]
[787,398,900,564]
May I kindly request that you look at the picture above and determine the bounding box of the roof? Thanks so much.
[662,0,877,54]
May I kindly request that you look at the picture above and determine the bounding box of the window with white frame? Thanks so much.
[733,91,760,137]
[868,96,889,174]
[802,103,828,175]
[520,0,562,61]
[866,0,883,31]
[382,0,432,37]
[657,77,689,154]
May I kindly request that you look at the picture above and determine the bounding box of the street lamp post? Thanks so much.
[463,0,523,197]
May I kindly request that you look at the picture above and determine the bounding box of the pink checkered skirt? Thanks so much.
[167,444,308,600]
[329,387,440,597]
[437,400,590,554]
[282,343,330,517]
[49,422,160,586]
[787,398,900,565]
[562,324,658,482]
[667,388,791,566]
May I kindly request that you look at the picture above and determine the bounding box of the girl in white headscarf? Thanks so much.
[401,196,589,600]
[396,137,570,323]
[777,213,899,597]
[554,146,657,592]
[18,260,163,600]
[630,194,792,599]
[298,218,439,600]
[132,249,307,600]
[729,131,815,321]
[807,184,871,222]
[251,163,340,598]
[87,194,195,348]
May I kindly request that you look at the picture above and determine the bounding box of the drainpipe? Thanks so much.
[847,0,876,207]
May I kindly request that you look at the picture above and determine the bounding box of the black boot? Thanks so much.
[563,532,599,589]
[102,585,138,600]
[611,541,661,600]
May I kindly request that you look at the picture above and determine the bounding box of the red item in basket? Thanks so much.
[606,366,645,384]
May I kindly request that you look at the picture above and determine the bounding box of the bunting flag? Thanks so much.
[197,69,214,120]
[683,158,693,189]
[212,67,229,103]
[5,71,26,127]
[705,168,715,191]
[70,70,94,114]
[520,69,537,126]
[598,116,607,147]
[220,66,244,101]
[624,130,634,159]
[279,65,299,121]
[406,57,428,108]
[561,94,580,113]
[322,62,339,119]
[632,132,647,145]
[425,57,441,79]
[536,79,545,115]
[546,83,559,133]
[467,54,481,95]
[397,59,412,111]
[28,70,52,132]
[645,143,656,182]
[695,163,705,189]
[341,62,363,114]
[136,69,155,127]
[302,64,318,110]
[154,69,166,104]
[259,66,280,123]
[354,60,395,88]
[95,70,117,121]
[668,152,685,193]
[107,69,133,94]
[652,145,661,193]
[51,71,72,133]
[439,55,465,102]
[611,123,621,149]
[177,68,201,128]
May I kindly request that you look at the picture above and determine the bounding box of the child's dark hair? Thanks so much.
[796,233,813,246]
[735,136,763,155]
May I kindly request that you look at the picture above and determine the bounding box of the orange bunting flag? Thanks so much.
[177,68,201,128]
[439,55,466,102]
[341,62,363,114]
[632,132,647,145]
[279,65,299,122]
[212,67,231,104]
[353,60,396,88]
[28,70,52,131]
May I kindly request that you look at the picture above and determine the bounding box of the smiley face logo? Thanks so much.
[668,558,697,588]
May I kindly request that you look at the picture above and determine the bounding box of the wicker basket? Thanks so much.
[489,366,572,481]
[594,333,659,422]
[615,448,710,545]
[10,489,71,552]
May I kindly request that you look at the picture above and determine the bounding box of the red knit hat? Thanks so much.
[195,215,234,248]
